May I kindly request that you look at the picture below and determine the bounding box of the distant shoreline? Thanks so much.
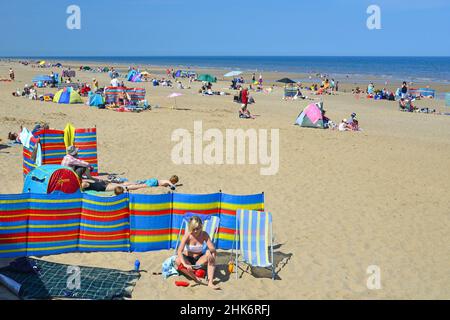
[2,56,450,86]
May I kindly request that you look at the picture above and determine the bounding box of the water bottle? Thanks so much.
[134,259,140,271]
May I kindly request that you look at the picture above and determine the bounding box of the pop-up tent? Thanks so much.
[295,102,325,129]
[23,165,81,194]
[88,92,105,108]
[53,87,83,104]
[127,70,142,82]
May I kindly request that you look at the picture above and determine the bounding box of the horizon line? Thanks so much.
[2,55,450,58]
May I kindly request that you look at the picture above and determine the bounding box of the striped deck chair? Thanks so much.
[174,212,220,254]
[234,209,274,280]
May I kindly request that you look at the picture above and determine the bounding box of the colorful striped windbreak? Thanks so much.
[0,192,264,258]
[23,128,99,177]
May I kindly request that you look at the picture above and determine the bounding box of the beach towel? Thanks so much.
[19,127,33,148]
[63,123,75,148]
[31,142,42,166]
[162,255,179,279]
[0,258,140,300]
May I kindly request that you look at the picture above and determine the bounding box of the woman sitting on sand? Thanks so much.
[175,216,220,290]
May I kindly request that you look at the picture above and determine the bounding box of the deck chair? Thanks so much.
[234,209,274,280]
[174,212,220,254]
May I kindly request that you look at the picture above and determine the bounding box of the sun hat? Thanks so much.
[67,145,79,156]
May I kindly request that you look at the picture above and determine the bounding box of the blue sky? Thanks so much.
[1,0,449,56]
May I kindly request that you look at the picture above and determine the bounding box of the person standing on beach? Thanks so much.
[9,68,14,81]
[401,81,408,99]
[252,73,256,83]
[259,74,263,86]
[92,78,99,92]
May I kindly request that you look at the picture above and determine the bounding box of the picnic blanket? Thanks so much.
[0,258,140,300]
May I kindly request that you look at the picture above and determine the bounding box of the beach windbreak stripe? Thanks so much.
[74,128,98,176]
[129,193,172,251]
[0,192,264,258]
[219,193,264,249]
[80,193,130,252]
[22,127,99,177]
[171,193,221,248]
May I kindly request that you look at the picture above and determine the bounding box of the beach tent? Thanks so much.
[23,165,81,194]
[82,66,92,70]
[127,70,142,82]
[295,102,325,129]
[197,74,216,83]
[53,87,83,104]
[88,92,105,108]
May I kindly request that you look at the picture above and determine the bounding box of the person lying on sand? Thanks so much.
[136,175,180,190]
[81,180,154,195]
[174,216,220,290]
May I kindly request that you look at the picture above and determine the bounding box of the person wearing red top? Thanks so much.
[241,87,248,110]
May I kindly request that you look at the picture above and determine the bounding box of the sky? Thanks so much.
[1,0,449,56]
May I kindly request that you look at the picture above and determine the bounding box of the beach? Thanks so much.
[0,60,449,300]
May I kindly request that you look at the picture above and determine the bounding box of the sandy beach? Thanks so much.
[0,60,449,300]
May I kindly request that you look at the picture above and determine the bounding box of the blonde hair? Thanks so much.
[188,216,202,233]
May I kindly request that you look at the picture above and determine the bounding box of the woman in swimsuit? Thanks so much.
[175,216,220,290]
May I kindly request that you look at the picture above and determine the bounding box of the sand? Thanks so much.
[0,61,449,300]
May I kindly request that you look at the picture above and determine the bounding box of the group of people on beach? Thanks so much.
[61,145,180,195]
[61,143,220,288]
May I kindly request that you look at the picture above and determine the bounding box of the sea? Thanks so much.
[6,56,450,86]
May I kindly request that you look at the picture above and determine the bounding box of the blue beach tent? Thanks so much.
[23,165,81,194]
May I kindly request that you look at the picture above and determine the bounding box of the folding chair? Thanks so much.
[174,212,220,254]
[234,209,274,280]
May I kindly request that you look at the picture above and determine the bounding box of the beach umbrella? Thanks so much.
[276,78,296,84]
[39,60,46,66]
[168,92,183,108]
[276,77,297,89]
[224,71,243,77]
[197,74,216,83]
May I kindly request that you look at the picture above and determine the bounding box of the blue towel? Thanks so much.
[162,255,179,279]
